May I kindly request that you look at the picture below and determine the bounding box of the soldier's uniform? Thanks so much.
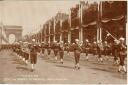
[18,45,22,59]
[30,44,37,64]
[103,41,110,60]
[22,48,26,61]
[41,42,45,55]
[46,43,51,58]
[92,41,97,56]
[29,39,37,71]
[83,40,90,60]
[73,39,82,69]
[112,40,120,64]
[53,42,59,60]
[118,43,127,66]
[65,43,70,55]
[58,41,64,64]
[97,41,104,62]
[118,38,127,73]
[24,48,29,64]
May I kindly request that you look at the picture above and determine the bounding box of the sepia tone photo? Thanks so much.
[0,0,127,84]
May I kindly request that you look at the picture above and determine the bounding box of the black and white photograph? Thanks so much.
[0,0,127,84]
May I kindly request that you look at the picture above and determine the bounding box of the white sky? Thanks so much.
[0,0,79,35]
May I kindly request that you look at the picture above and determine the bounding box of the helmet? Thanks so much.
[75,39,79,42]
[32,39,36,42]
[114,39,120,44]
[86,39,89,42]
[119,37,125,41]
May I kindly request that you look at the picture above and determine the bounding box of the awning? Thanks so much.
[50,34,54,35]
[60,29,68,33]
[75,26,79,29]
[101,19,110,23]
[112,15,124,21]
[82,24,88,28]
[82,15,125,28]
[88,21,96,25]
[101,15,124,23]
[82,21,96,28]
[71,28,75,30]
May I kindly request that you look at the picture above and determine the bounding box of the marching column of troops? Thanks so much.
[0,37,127,72]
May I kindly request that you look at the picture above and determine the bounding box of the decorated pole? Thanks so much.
[79,1,84,43]
[40,25,43,42]
[97,1,100,42]
[53,17,56,42]
[99,1,102,41]
[126,22,128,45]
[44,25,46,43]
[48,21,51,43]
[60,20,63,42]
[68,9,71,43]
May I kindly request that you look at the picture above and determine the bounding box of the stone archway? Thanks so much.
[4,25,23,43]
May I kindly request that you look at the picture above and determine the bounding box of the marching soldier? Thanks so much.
[24,42,30,64]
[92,41,97,56]
[36,43,42,58]
[30,39,37,72]
[53,41,59,61]
[24,51,29,64]
[97,40,104,62]
[18,41,24,60]
[41,42,45,57]
[46,42,51,59]
[65,42,70,56]
[14,43,21,59]
[21,42,28,63]
[83,39,90,60]
[112,39,120,64]
[22,48,26,62]
[73,39,82,69]
[58,41,64,64]
[103,41,110,60]
[21,49,26,64]
[118,38,127,73]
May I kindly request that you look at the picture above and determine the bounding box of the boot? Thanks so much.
[118,65,122,72]
[123,66,127,73]
[55,57,57,60]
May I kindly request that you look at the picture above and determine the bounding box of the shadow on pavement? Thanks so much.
[91,62,106,65]
[0,78,5,84]
[16,66,30,71]
[55,65,74,69]
[90,67,115,73]
[112,73,127,80]
[45,60,57,64]
[12,58,27,66]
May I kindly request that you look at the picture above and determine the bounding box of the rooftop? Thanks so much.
[3,25,23,30]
